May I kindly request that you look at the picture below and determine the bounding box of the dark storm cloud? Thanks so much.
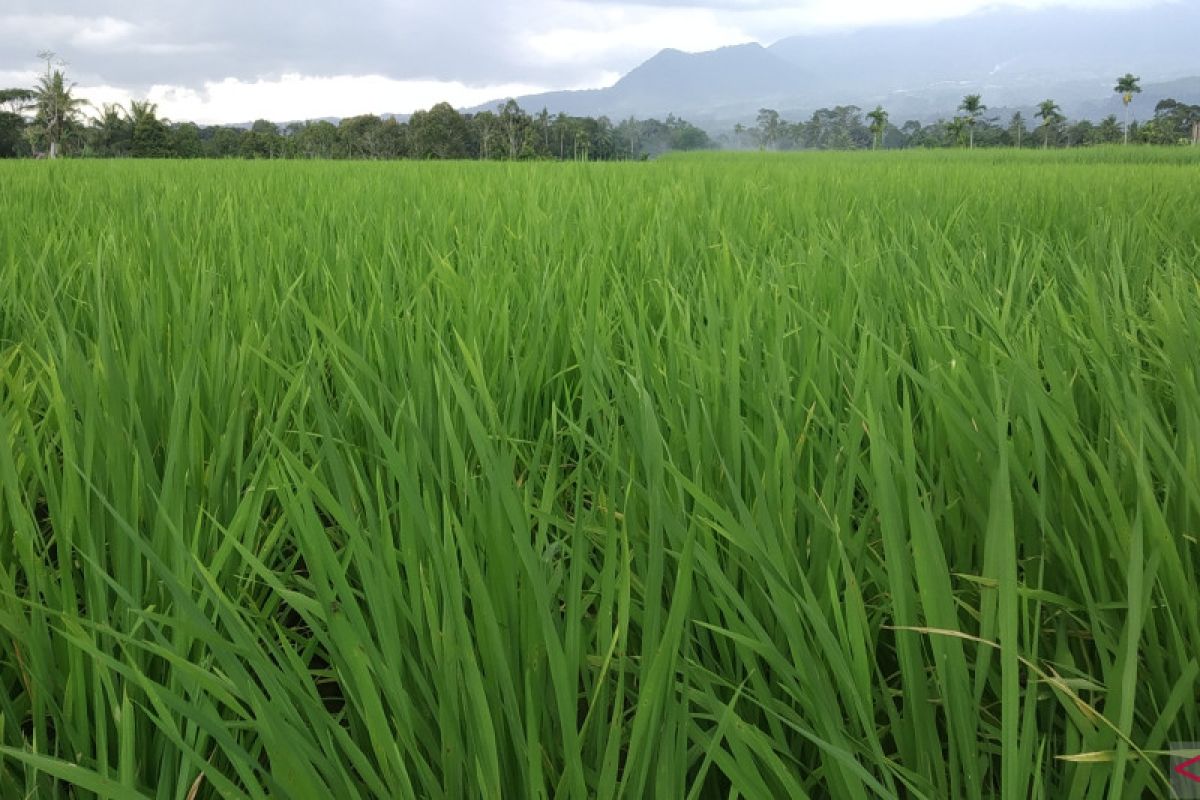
[1,0,567,88]
[2,0,1162,93]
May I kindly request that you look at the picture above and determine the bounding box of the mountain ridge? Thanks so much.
[466,3,1200,127]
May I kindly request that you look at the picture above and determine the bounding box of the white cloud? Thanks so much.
[728,0,1176,38]
[522,5,754,65]
[1,0,1181,121]
[0,69,39,86]
[0,14,138,49]
[72,16,137,47]
[74,74,559,124]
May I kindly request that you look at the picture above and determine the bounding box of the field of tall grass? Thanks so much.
[1,149,1198,798]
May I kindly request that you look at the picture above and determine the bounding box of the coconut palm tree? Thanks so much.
[1036,100,1063,149]
[128,100,172,158]
[866,106,888,150]
[945,117,969,148]
[91,103,132,157]
[32,53,86,158]
[1113,73,1142,145]
[1008,112,1026,148]
[958,94,986,149]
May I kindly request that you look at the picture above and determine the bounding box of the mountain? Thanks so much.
[767,3,1200,119]
[607,44,804,113]
[472,3,1200,126]
[467,43,803,123]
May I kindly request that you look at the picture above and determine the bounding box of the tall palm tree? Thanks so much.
[958,94,986,149]
[32,53,86,158]
[866,106,888,150]
[1036,100,1063,149]
[91,103,132,157]
[1113,73,1142,145]
[1008,112,1026,148]
[128,100,171,158]
[127,100,160,128]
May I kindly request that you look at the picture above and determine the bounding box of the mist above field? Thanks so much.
[0,0,1194,124]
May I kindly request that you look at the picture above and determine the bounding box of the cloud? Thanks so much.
[521,4,754,67]
[73,73,559,124]
[0,0,1178,121]
[71,16,137,47]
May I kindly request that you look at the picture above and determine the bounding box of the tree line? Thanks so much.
[732,76,1200,151]
[0,56,713,161]
[4,59,1198,160]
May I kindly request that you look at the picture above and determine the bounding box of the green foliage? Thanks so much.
[1114,74,1145,144]
[169,123,203,159]
[206,126,244,158]
[755,108,782,149]
[240,119,284,159]
[336,116,406,160]
[88,104,133,157]
[958,95,987,148]
[409,102,474,159]
[741,95,1200,152]
[867,106,889,149]
[0,150,1198,798]
[290,120,341,159]
[1115,73,1143,102]
[1036,100,1065,148]
[1007,112,1027,148]
[0,111,27,158]
[1095,115,1124,145]
[30,68,86,157]
[1141,99,1200,145]
[129,101,172,158]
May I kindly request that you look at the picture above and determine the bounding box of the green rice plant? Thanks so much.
[0,151,1197,798]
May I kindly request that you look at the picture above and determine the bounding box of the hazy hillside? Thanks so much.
[473,3,1200,126]
[1073,76,1200,120]
[769,3,1200,117]
[466,44,803,123]
[612,45,803,111]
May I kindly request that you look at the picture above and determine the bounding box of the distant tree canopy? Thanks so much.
[0,74,716,161]
[1140,98,1200,145]
[0,91,33,157]
[2,63,1195,159]
[724,93,1194,151]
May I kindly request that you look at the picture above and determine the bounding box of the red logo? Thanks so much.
[1177,754,1200,785]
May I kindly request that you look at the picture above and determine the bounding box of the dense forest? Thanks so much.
[0,85,714,161]
[733,98,1200,151]
[2,64,1198,160]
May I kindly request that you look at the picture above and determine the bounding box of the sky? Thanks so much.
[0,0,1172,123]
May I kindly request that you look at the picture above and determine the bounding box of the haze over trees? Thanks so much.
[3,61,1198,159]
[477,5,1200,128]
[726,83,1200,151]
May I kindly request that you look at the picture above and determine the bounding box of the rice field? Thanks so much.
[1,149,1198,798]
